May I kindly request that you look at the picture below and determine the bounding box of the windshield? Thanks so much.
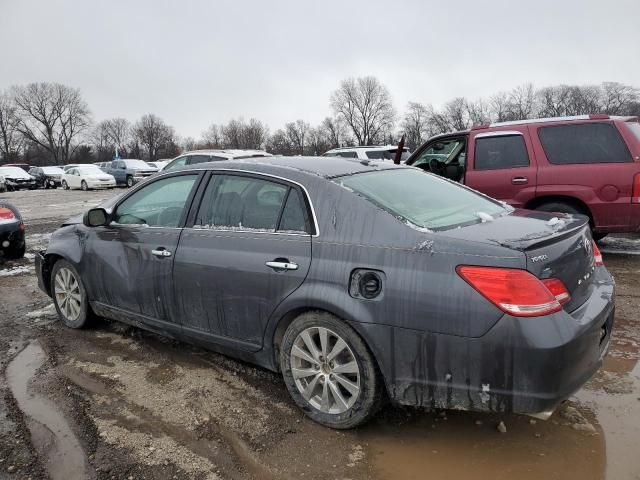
[77,166,104,175]
[336,168,507,231]
[42,166,64,174]
[124,160,153,169]
[0,167,30,178]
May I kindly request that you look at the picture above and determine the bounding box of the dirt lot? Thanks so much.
[0,188,639,480]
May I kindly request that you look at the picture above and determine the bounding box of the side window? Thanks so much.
[209,156,226,162]
[278,188,310,233]
[335,151,358,158]
[474,135,529,170]
[195,175,289,231]
[365,151,387,160]
[538,123,632,164]
[114,175,198,227]
[411,139,465,168]
[165,156,187,171]
[187,155,211,165]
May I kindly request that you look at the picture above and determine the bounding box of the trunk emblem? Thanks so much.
[530,254,548,263]
[583,237,592,256]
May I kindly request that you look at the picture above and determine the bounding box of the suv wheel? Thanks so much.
[280,311,383,429]
[51,259,93,329]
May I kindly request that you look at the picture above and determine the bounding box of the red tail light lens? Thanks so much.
[633,173,640,204]
[0,208,16,222]
[456,266,562,317]
[541,278,571,304]
[592,240,603,266]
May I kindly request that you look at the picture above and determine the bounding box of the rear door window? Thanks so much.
[474,135,529,170]
[187,155,212,165]
[335,151,358,158]
[278,188,310,233]
[538,123,632,164]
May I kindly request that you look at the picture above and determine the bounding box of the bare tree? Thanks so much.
[105,118,131,156]
[321,116,350,148]
[12,82,91,164]
[285,120,309,155]
[201,124,222,148]
[600,82,639,115]
[330,76,395,146]
[267,129,294,155]
[306,126,331,155]
[0,91,23,162]
[90,120,113,162]
[133,114,175,161]
[401,102,434,150]
[489,92,511,122]
[507,83,536,120]
[221,119,244,148]
[241,118,268,149]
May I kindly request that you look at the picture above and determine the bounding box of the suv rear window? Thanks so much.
[538,123,632,164]
[474,135,529,170]
[336,169,506,231]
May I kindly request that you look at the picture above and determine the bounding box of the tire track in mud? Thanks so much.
[6,340,90,480]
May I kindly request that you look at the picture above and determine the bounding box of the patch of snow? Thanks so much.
[599,235,640,255]
[404,221,433,233]
[475,211,494,223]
[416,240,434,252]
[26,304,57,320]
[0,266,32,277]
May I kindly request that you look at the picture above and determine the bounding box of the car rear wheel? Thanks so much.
[534,201,604,238]
[61,180,69,190]
[280,311,383,429]
[126,176,134,188]
[51,260,93,329]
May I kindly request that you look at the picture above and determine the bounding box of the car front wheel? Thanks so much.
[61,180,69,190]
[51,259,93,329]
[280,311,383,429]
[81,180,88,191]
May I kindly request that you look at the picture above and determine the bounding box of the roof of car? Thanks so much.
[326,145,407,152]
[183,155,403,179]
[181,149,272,158]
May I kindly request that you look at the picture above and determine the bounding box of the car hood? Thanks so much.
[437,208,589,251]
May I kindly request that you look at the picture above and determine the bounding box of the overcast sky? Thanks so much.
[2,0,639,138]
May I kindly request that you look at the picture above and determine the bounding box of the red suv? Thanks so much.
[406,115,640,239]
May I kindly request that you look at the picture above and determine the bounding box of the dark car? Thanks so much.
[405,114,640,240]
[0,166,37,191]
[28,166,65,189]
[0,202,25,259]
[35,157,615,428]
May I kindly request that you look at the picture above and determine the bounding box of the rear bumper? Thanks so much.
[359,267,615,414]
[0,222,25,251]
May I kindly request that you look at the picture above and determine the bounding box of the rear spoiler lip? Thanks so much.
[488,218,589,252]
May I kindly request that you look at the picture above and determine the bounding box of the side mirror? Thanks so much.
[83,208,110,227]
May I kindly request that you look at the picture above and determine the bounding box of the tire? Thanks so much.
[534,201,582,216]
[81,180,88,191]
[4,243,25,260]
[62,180,69,190]
[126,176,134,188]
[50,259,93,329]
[280,311,383,429]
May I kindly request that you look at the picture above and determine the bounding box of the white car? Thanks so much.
[322,145,411,162]
[147,160,170,171]
[61,165,116,190]
[162,149,273,172]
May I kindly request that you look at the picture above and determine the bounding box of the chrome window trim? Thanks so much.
[474,130,524,138]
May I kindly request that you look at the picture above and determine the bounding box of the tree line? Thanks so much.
[1,78,639,166]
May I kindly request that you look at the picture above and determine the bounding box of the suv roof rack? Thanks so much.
[472,114,615,130]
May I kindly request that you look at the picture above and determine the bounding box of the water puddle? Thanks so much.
[6,341,89,480]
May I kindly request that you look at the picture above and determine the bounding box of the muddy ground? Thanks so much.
[0,188,639,480]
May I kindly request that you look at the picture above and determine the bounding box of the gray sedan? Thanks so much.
[35,156,615,428]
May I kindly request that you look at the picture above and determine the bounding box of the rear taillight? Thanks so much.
[633,173,640,204]
[592,240,603,266]
[0,208,16,222]
[456,266,562,317]
[541,278,571,304]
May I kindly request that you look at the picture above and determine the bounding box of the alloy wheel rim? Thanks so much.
[54,268,82,321]
[290,326,361,414]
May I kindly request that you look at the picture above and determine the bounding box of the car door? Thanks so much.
[464,128,538,207]
[83,172,202,333]
[67,169,80,189]
[173,171,313,349]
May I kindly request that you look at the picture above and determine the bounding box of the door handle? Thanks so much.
[266,260,298,271]
[512,176,528,185]
[151,248,172,258]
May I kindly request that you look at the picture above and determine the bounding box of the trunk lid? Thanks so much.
[439,209,596,312]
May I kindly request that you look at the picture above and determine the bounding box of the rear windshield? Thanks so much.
[538,123,631,164]
[336,168,507,231]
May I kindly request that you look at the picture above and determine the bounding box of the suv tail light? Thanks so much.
[592,240,603,266]
[456,266,562,317]
[0,208,16,223]
[541,278,571,304]
[633,173,640,204]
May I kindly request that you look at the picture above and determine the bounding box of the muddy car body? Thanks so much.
[35,157,615,428]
